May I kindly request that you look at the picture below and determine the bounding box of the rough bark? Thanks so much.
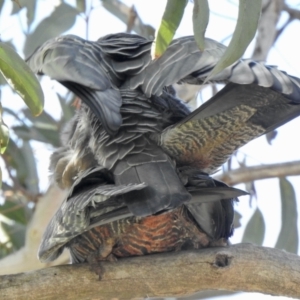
[1,244,300,300]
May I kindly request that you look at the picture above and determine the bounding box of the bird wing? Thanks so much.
[157,81,300,174]
[26,33,152,134]
[126,36,300,103]
[38,166,146,262]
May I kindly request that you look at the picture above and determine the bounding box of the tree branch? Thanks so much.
[1,244,300,299]
[0,185,69,275]
[252,0,284,60]
[216,160,300,186]
[283,3,300,20]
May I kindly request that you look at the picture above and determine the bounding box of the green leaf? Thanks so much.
[11,0,22,15]
[22,140,39,194]
[0,102,9,163]
[0,239,13,259]
[0,200,27,225]
[206,0,262,81]
[76,0,86,13]
[275,178,298,254]
[193,0,209,51]
[154,0,188,58]
[1,137,39,194]
[11,0,37,26]
[24,3,79,57]
[101,0,155,38]
[23,108,57,126]
[0,122,9,154]
[0,0,4,15]
[0,42,44,116]
[25,0,38,27]
[233,210,242,229]
[0,41,15,87]
[3,138,27,186]
[57,93,75,123]
[1,222,26,250]
[3,107,24,122]
[242,207,265,245]
[13,124,60,147]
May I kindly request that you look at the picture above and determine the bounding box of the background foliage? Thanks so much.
[0,1,300,298]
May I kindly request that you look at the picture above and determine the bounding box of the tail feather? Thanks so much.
[39,164,246,262]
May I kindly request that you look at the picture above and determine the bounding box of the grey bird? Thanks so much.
[27,33,300,266]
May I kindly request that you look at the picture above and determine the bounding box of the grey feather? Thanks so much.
[28,32,300,264]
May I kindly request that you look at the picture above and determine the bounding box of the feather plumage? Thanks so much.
[27,33,300,264]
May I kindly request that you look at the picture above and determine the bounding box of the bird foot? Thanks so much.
[86,238,117,280]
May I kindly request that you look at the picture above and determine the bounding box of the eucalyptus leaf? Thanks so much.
[0,42,44,116]
[11,0,22,15]
[0,200,27,225]
[233,210,242,229]
[206,0,262,81]
[57,93,75,123]
[24,3,79,57]
[76,0,86,13]
[1,222,26,250]
[3,138,27,185]
[3,107,25,123]
[0,0,4,15]
[193,0,209,51]
[23,108,57,127]
[13,124,60,147]
[275,178,298,254]
[153,0,188,58]
[101,0,155,38]
[0,41,15,87]
[242,207,265,245]
[22,141,39,194]
[11,0,37,26]
[0,122,9,154]
[25,0,37,27]
[0,239,13,259]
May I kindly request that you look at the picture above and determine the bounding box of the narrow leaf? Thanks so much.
[0,0,4,15]
[26,0,38,27]
[76,0,86,13]
[3,107,25,123]
[24,3,79,57]
[233,210,242,229]
[22,141,39,194]
[153,0,188,58]
[242,207,265,245]
[193,0,209,51]
[0,200,27,225]
[206,0,262,81]
[0,122,9,154]
[57,93,75,123]
[275,178,298,254]
[1,222,26,250]
[12,0,37,26]
[3,138,27,185]
[13,124,60,147]
[23,108,57,126]
[0,42,44,116]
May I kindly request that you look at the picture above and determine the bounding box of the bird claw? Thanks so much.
[86,238,117,279]
[87,255,104,280]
